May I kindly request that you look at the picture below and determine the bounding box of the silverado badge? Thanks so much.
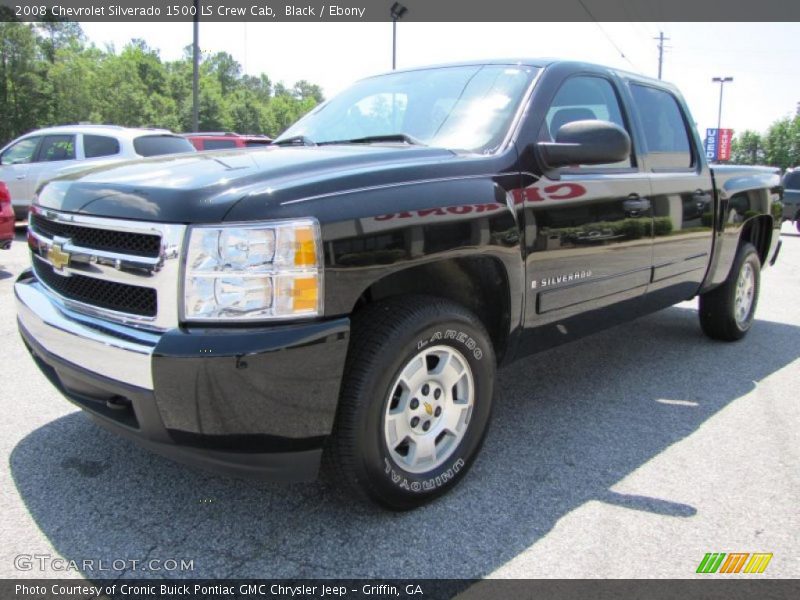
[532,270,593,289]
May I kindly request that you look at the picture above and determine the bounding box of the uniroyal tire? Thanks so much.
[326,295,495,510]
[699,243,761,341]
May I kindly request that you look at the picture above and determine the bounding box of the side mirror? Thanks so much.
[537,120,631,169]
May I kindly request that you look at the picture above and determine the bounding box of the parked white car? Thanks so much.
[0,125,196,221]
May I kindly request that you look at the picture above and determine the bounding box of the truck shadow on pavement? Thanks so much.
[10,306,800,578]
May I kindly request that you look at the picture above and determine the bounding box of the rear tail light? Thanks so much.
[0,182,9,207]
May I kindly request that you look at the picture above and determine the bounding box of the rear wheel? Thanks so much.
[326,295,495,510]
[699,243,761,341]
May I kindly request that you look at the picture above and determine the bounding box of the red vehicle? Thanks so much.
[0,182,14,249]
[182,132,273,151]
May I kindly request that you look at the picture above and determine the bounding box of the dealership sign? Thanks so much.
[705,128,733,161]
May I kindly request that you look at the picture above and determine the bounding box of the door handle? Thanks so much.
[623,195,651,214]
[16,175,26,180]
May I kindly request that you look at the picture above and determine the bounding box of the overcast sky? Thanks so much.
[80,21,799,138]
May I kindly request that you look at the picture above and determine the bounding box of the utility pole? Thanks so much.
[192,0,200,132]
[654,31,670,80]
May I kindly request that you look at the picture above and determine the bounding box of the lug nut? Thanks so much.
[434,407,442,417]
[422,384,430,396]
[422,420,431,432]
[434,389,441,399]
[411,416,420,428]
[410,398,419,409]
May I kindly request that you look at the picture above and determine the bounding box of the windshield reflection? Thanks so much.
[276,65,538,154]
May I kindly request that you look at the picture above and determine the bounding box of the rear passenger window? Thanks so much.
[630,84,693,170]
[202,139,238,150]
[84,135,120,158]
[541,76,632,169]
[133,135,195,157]
[36,135,76,162]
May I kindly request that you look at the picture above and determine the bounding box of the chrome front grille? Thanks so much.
[32,259,158,317]
[30,213,162,258]
[27,206,186,331]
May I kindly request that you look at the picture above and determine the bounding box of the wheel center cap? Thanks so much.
[407,380,445,433]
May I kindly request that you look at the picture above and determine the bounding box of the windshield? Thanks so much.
[276,65,538,153]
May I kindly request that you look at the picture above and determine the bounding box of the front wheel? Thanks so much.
[326,295,495,510]
[699,243,761,341]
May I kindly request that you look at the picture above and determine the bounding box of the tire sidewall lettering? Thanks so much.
[416,328,484,360]
[383,457,466,492]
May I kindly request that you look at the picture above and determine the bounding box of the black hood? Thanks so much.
[35,145,463,223]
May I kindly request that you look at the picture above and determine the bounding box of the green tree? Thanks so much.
[762,116,800,170]
[206,51,241,95]
[730,130,763,165]
[292,80,324,103]
[48,45,104,125]
[0,22,51,143]
[34,18,84,64]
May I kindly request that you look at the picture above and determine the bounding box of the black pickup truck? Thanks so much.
[16,60,782,509]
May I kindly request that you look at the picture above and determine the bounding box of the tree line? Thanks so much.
[0,19,323,147]
[729,115,800,170]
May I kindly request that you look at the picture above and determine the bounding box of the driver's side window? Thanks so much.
[540,76,632,169]
[0,137,40,165]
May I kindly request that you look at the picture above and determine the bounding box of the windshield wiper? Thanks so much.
[272,135,317,147]
[318,134,427,147]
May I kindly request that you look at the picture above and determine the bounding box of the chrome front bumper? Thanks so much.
[15,274,159,390]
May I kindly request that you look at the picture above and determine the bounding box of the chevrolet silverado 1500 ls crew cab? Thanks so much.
[16,60,782,509]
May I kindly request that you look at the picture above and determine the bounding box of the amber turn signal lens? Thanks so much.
[291,276,319,312]
[294,226,318,267]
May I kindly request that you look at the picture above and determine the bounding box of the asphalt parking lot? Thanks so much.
[0,223,798,580]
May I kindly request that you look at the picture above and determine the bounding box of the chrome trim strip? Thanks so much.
[16,279,157,389]
[28,206,186,331]
[33,205,169,236]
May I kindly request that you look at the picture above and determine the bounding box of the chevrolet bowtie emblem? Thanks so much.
[47,244,71,271]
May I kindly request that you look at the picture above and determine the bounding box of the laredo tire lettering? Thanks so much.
[418,329,484,359]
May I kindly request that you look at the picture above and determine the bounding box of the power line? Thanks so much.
[577,0,640,72]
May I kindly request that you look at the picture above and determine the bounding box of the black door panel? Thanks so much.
[524,173,653,324]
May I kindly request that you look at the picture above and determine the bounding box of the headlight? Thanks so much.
[184,219,322,321]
